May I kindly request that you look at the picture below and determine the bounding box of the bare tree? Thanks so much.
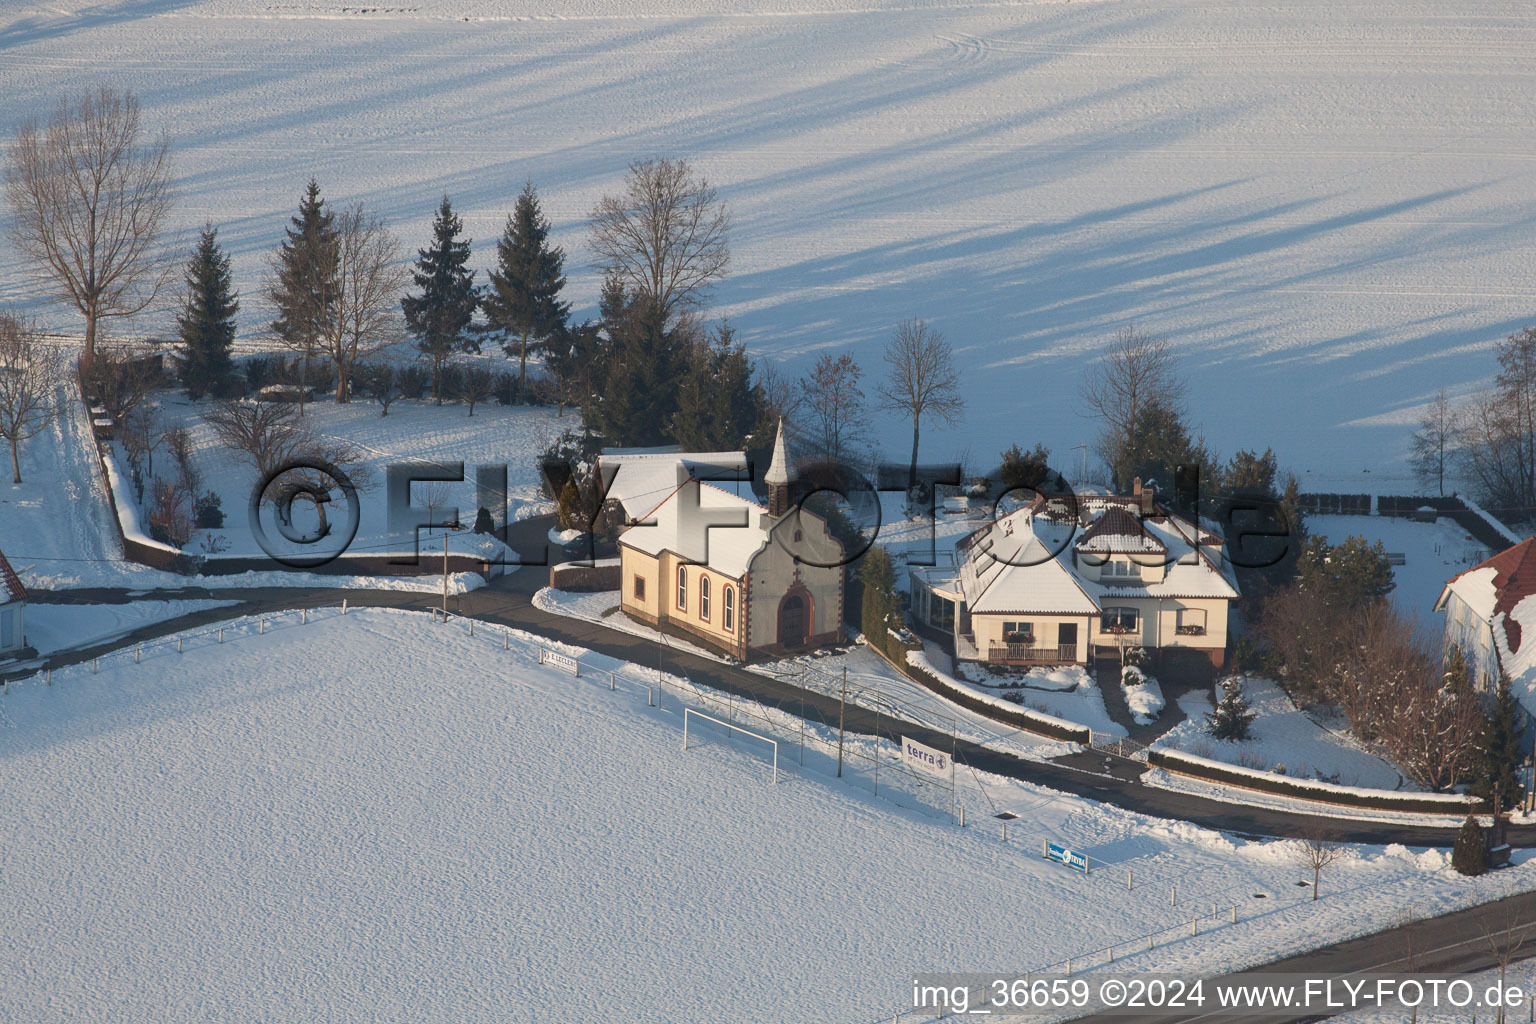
[419,481,452,531]
[588,157,729,326]
[800,352,868,469]
[364,363,397,417]
[322,204,408,403]
[458,366,494,417]
[1409,389,1461,497]
[86,340,161,425]
[1079,326,1186,489]
[204,398,373,535]
[0,313,61,484]
[4,87,174,369]
[1482,904,1529,1024]
[878,318,964,489]
[119,405,162,479]
[1292,825,1344,900]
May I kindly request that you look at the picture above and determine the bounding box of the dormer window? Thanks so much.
[1103,558,1142,579]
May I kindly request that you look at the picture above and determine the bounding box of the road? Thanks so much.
[8,536,1525,848]
[1064,889,1536,1023]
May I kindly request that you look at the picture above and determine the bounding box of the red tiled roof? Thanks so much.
[1458,537,1536,654]
[0,547,26,605]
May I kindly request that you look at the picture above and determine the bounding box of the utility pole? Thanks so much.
[442,533,449,620]
[837,667,847,778]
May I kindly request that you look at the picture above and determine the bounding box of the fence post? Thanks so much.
[1001,819,1007,842]
[92,658,97,673]
[342,598,348,615]
[504,630,509,651]
[177,637,182,654]
[218,627,223,644]
[1171,885,1176,907]
[649,686,654,707]
[959,806,965,828]
[610,671,616,691]
[1127,870,1132,892]
[1066,957,1071,976]
[1148,932,1154,951]
[1192,918,1197,936]
[135,647,140,663]
[469,618,474,637]
[260,617,265,635]
[46,668,52,685]
[1231,906,1236,924]
[302,608,307,625]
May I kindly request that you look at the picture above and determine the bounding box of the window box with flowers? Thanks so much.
[1175,624,1206,636]
[1103,625,1134,635]
[1004,631,1035,645]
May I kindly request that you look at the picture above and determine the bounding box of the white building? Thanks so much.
[0,547,27,657]
[910,481,1238,676]
[1435,537,1536,726]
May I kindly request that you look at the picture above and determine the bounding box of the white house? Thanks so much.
[0,547,28,657]
[1434,538,1536,727]
[910,481,1238,675]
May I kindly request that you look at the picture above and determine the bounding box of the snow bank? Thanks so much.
[1148,748,1478,814]
[100,450,179,555]
[1120,668,1166,725]
[905,649,1091,743]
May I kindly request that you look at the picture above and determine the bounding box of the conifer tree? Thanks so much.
[267,179,338,415]
[1206,676,1257,741]
[858,545,899,653]
[1475,673,1524,811]
[586,280,686,446]
[670,320,759,450]
[482,182,569,402]
[1452,814,1488,876]
[177,224,238,400]
[402,196,477,404]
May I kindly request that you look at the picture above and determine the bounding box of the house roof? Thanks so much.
[1436,537,1536,655]
[1075,506,1167,554]
[598,450,751,522]
[953,499,1237,615]
[0,547,26,605]
[958,507,1098,615]
[618,479,770,579]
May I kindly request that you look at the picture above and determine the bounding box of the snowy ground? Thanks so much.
[20,600,242,655]
[0,367,557,589]
[5,607,1536,1023]
[154,390,564,563]
[533,585,1083,760]
[7,0,1536,483]
[1152,676,1408,791]
[1306,512,1493,618]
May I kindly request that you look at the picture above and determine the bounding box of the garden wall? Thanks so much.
[1147,747,1486,815]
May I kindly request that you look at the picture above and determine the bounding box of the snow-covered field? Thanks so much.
[534,585,1084,759]
[20,599,241,655]
[5,0,1535,482]
[4,606,1536,1023]
[1307,512,1493,617]
[1152,676,1408,791]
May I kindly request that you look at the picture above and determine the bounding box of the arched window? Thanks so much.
[700,576,711,621]
[677,565,687,610]
[723,586,735,632]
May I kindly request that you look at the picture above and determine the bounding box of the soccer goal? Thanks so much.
[681,708,779,784]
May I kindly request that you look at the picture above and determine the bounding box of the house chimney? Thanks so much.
[1139,480,1155,515]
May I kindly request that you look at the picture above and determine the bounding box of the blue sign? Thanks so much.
[1045,840,1090,874]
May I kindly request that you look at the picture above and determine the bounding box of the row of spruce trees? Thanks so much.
[176,181,772,455]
